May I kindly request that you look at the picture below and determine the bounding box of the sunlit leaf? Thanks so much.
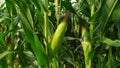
[102,37,120,47]
[0,51,13,59]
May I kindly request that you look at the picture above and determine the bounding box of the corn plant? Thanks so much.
[0,0,120,68]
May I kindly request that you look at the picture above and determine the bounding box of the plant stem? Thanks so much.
[90,4,95,43]
[44,0,49,54]
[6,45,13,68]
[44,12,48,41]
[54,0,60,26]
[43,0,49,67]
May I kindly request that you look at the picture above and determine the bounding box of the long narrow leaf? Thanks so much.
[100,0,118,33]
[0,51,13,59]
[102,37,120,47]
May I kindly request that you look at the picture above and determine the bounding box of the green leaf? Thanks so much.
[21,21,46,66]
[0,51,13,59]
[99,0,118,33]
[13,0,48,66]
[105,48,113,68]
[102,37,120,47]
[15,0,34,30]
[31,0,48,12]
[110,1,120,21]
[80,0,90,17]
[60,46,75,65]
[61,1,76,14]
[94,0,119,35]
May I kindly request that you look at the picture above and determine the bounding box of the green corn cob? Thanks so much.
[50,11,70,54]
[81,26,93,68]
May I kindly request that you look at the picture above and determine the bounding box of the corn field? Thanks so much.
[0,0,120,68]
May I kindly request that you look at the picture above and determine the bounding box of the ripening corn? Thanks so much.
[50,11,70,53]
[81,27,92,53]
[81,26,92,68]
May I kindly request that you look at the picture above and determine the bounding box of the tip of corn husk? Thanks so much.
[63,10,70,22]
[6,36,11,45]
[81,26,87,37]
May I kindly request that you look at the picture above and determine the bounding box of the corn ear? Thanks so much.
[51,21,67,52]
[81,26,93,68]
[51,11,70,53]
